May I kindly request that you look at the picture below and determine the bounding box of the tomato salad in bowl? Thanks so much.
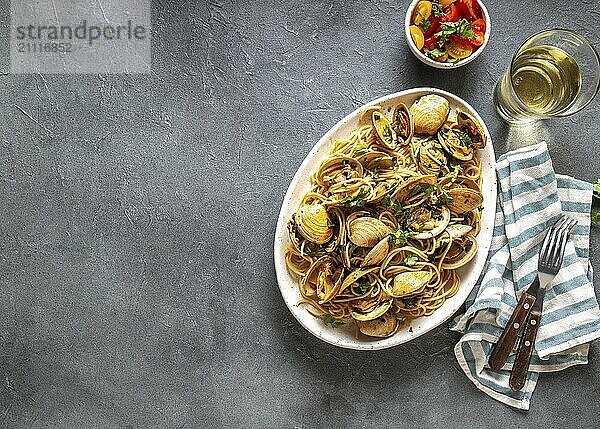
[404,0,490,68]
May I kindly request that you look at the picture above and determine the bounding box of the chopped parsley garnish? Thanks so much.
[323,314,344,327]
[304,248,325,257]
[410,183,435,199]
[443,192,454,206]
[388,230,413,245]
[593,180,600,224]
[455,130,474,148]
[382,195,403,215]
[435,19,476,46]
[366,166,380,179]
[353,142,369,155]
[355,279,372,294]
[431,0,444,18]
[434,184,454,206]
[417,19,431,34]
[404,297,419,309]
[451,163,463,176]
[404,255,418,266]
[423,47,446,60]
[338,187,369,208]
[382,126,393,145]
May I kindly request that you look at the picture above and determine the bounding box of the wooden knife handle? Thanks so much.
[488,292,536,370]
[509,309,542,391]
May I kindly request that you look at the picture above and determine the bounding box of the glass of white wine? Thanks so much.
[494,29,600,123]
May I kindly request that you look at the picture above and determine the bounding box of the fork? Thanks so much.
[488,216,577,389]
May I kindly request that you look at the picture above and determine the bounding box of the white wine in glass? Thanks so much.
[494,29,599,123]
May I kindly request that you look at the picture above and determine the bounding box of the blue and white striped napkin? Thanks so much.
[451,142,600,410]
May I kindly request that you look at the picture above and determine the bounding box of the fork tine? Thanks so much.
[538,228,555,263]
[539,216,567,263]
[551,218,577,269]
[542,227,560,265]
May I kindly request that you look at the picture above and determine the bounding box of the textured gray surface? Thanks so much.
[0,0,599,427]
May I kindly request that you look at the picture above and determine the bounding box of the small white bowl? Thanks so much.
[404,0,491,69]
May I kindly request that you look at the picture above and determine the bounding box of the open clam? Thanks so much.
[295,204,334,244]
[442,235,478,269]
[445,223,473,239]
[415,139,447,175]
[300,255,333,297]
[341,267,379,291]
[357,312,398,337]
[393,103,413,145]
[438,125,473,161]
[440,175,480,191]
[447,188,483,214]
[314,258,344,303]
[372,111,397,149]
[348,217,391,247]
[361,151,395,170]
[409,94,450,135]
[457,110,486,149]
[351,299,393,321]
[392,174,436,202]
[409,206,450,239]
[391,270,434,297]
[360,236,390,267]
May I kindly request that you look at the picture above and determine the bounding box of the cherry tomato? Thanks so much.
[412,1,433,26]
[457,0,481,20]
[410,25,425,50]
[471,18,486,33]
[469,18,486,46]
[446,36,473,59]
[440,4,459,23]
[435,52,449,62]
[423,36,440,50]
[423,16,440,38]
[439,0,456,6]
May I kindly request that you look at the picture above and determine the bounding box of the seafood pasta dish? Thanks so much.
[285,93,487,338]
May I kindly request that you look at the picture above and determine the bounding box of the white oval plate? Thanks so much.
[274,88,496,350]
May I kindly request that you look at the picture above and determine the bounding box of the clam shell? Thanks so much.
[437,126,473,161]
[409,94,449,135]
[296,204,333,244]
[393,103,414,145]
[348,217,391,247]
[392,174,437,202]
[442,235,478,269]
[316,262,344,304]
[360,237,390,267]
[341,267,379,291]
[391,270,434,297]
[351,299,393,321]
[372,111,397,149]
[445,223,473,239]
[457,110,486,149]
[448,188,483,214]
[411,206,451,240]
[357,312,398,337]
[416,139,447,175]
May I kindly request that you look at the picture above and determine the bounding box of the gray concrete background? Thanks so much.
[1,0,599,427]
